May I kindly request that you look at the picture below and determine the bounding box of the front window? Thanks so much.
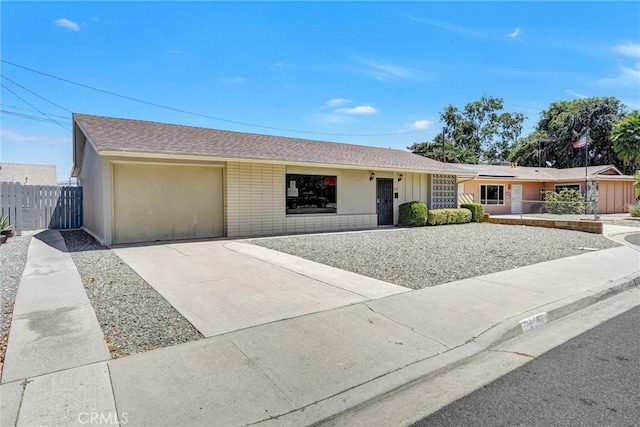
[286,174,337,214]
[555,184,580,192]
[480,184,505,205]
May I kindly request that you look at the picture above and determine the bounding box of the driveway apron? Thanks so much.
[112,240,408,337]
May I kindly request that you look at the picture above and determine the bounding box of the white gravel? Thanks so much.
[251,223,621,290]
[61,230,202,358]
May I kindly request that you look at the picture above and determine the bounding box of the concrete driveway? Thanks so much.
[113,239,408,337]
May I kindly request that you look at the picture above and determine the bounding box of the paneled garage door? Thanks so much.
[113,163,224,244]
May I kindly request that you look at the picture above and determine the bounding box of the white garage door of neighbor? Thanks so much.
[113,163,224,244]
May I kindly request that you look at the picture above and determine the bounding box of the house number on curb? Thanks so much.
[519,312,549,332]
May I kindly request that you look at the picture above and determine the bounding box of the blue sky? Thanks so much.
[1,1,639,181]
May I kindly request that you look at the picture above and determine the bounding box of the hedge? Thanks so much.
[427,208,472,226]
[398,201,427,227]
[543,188,585,214]
[460,203,484,222]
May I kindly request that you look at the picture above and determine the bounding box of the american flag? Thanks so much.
[573,132,588,149]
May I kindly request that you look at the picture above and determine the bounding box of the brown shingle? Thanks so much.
[457,163,632,181]
[73,113,467,173]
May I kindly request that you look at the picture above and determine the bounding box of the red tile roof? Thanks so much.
[73,114,468,174]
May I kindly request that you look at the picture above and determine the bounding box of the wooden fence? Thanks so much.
[0,182,82,235]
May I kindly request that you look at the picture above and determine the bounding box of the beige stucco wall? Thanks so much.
[83,153,458,242]
[112,162,224,244]
[78,142,110,244]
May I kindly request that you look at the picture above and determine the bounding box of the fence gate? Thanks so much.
[0,182,83,236]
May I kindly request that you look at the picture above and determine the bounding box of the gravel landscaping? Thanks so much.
[251,223,622,290]
[0,235,31,380]
[60,230,202,358]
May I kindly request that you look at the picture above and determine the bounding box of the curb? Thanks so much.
[263,272,640,426]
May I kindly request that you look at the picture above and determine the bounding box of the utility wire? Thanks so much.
[1,59,428,138]
[1,103,70,119]
[1,109,72,124]
[1,74,73,113]
[0,83,71,132]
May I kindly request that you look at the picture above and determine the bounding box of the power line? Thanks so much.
[1,75,73,113]
[0,83,71,132]
[1,59,428,138]
[1,109,72,124]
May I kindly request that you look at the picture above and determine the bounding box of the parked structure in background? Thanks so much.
[456,163,636,215]
[0,163,57,186]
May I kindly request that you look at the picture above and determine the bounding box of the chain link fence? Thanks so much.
[514,200,600,221]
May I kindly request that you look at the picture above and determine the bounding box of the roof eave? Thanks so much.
[97,149,474,176]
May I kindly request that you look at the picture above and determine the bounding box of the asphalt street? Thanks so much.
[413,306,640,427]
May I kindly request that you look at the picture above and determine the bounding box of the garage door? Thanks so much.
[113,163,224,244]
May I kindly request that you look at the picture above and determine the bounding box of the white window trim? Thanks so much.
[480,184,505,206]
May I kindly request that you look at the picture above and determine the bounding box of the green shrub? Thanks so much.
[627,201,640,217]
[460,203,484,222]
[398,201,427,226]
[427,208,472,225]
[543,188,585,214]
[427,209,447,225]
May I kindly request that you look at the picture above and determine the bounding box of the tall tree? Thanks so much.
[611,110,640,173]
[508,131,556,167]
[535,97,626,169]
[409,95,524,164]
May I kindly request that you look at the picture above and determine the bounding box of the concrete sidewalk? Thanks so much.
[1,228,639,426]
[1,230,109,383]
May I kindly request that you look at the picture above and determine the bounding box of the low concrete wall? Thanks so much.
[484,215,603,234]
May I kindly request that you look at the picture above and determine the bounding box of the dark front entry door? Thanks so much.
[376,178,394,225]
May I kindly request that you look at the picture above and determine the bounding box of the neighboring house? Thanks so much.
[71,114,472,245]
[0,163,57,186]
[456,163,636,215]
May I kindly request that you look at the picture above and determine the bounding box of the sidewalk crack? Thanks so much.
[227,339,297,407]
[13,378,32,427]
[363,303,450,350]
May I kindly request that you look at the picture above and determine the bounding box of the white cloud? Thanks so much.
[270,62,284,69]
[346,53,428,83]
[53,18,81,31]
[612,42,640,58]
[598,62,640,87]
[217,77,247,84]
[565,89,587,99]
[335,105,378,115]
[166,49,182,55]
[0,130,68,144]
[361,59,426,82]
[405,119,433,130]
[326,98,352,107]
[508,28,521,38]
[405,15,486,38]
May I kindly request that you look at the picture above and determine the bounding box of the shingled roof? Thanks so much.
[456,163,634,181]
[73,114,468,174]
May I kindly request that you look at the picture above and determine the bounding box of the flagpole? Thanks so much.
[584,127,589,214]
